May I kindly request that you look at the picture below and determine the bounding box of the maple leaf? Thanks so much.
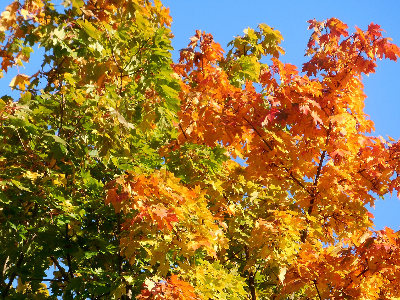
[2,1,400,298]
[189,30,202,48]
[105,188,117,205]
[9,74,30,90]
[138,276,200,300]
[327,18,349,38]
[330,149,348,158]
[310,110,323,125]
[0,2,18,31]
[152,205,179,230]
[299,104,310,115]
[278,266,287,283]
[262,107,280,126]
[367,23,383,37]
[384,43,400,61]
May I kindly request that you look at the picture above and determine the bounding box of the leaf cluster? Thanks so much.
[1,1,400,299]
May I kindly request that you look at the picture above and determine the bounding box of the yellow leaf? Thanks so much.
[0,2,18,31]
[16,277,29,293]
[72,0,84,9]
[9,74,30,90]
[20,9,30,20]
[112,283,126,299]
[38,282,50,296]
[278,266,287,283]
[53,174,67,186]
[144,278,156,290]
[24,171,42,182]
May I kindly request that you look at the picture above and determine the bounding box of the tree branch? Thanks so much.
[65,223,74,279]
[308,149,326,215]
[2,203,39,298]
[242,116,273,151]
[302,122,332,241]
[50,256,69,282]
[2,253,24,299]
[248,271,257,300]
[117,212,122,276]
[314,279,322,300]
[179,123,188,140]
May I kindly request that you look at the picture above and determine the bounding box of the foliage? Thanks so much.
[1,0,400,299]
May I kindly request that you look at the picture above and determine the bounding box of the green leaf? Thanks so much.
[44,133,67,146]
[72,0,84,9]
[11,179,31,191]
[77,19,99,39]
[161,84,178,98]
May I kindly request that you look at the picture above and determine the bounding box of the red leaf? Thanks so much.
[262,108,280,126]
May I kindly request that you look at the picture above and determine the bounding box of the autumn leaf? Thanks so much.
[9,74,30,90]
[1,1,400,298]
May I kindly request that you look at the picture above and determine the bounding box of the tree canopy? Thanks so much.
[1,0,400,299]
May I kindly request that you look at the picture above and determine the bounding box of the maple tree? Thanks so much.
[1,0,400,299]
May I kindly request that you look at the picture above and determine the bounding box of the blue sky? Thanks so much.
[1,0,399,230]
[162,0,400,230]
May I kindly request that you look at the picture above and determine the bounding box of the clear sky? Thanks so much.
[162,0,400,230]
[1,0,399,230]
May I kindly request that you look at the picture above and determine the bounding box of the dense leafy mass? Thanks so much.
[1,0,400,299]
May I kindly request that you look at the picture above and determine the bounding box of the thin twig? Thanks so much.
[179,123,188,139]
[314,279,322,300]
[117,212,122,276]
[15,128,27,152]
[65,223,74,279]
